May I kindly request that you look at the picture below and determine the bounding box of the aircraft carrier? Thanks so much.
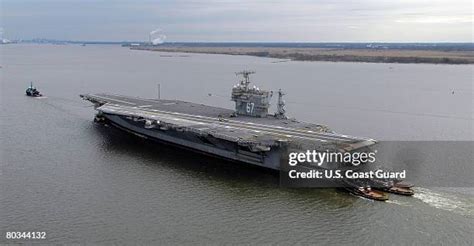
[80,71,418,200]
[80,71,376,171]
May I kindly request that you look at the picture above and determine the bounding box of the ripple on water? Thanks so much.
[413,187,474,217]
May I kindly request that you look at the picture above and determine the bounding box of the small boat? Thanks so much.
[26,82,43,97]
[342,179,389,201]
[393,181,414,189]
[344,185,389,201]
[386,186,414,196]
[368,178,414,196]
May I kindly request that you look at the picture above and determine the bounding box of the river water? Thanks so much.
[1,44,473,244]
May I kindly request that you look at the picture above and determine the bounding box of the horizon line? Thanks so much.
[12,39,474,44]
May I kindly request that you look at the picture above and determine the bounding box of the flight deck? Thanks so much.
[80,93,375,153]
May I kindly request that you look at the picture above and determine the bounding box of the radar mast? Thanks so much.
[275,89,287,119]
[235,70,255,91]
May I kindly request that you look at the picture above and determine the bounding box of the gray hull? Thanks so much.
[103,113,284,170]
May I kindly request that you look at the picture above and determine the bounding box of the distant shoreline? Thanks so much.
[130,45,474,64]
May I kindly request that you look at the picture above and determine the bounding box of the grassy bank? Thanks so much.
[131,46,474,64]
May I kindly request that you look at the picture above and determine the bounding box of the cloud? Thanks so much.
[1,0,472,42]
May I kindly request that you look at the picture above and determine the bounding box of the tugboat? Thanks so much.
[342,179,389,201]
[393,180,414,189]
[368,178,415,196]
[25,82,43,97]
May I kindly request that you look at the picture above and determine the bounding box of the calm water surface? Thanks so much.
[1,44,473,244]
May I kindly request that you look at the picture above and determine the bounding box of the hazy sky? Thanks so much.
[1,0,472,42]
